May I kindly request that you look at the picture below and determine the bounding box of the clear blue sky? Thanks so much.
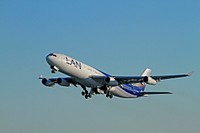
[0,0,200,133]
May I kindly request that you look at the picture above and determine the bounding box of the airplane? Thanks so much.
[39,53,191,99]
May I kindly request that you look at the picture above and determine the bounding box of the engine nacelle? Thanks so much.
[105,77,119,86]
[42,78,55,86]
[143,76,157,85]
[57,78,70,86]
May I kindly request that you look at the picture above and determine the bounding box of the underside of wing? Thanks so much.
[90,76,144,86]
[151,73,192,81]
[40,76,79,87]
[115,76,144,84]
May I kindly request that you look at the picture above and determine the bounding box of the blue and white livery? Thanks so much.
[39,53,191,99]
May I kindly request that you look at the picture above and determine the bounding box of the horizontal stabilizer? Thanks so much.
[140,92,172,96]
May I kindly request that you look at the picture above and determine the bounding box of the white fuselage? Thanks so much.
[46,53,138,98]
[42,53,190,99]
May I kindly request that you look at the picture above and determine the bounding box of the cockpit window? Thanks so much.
[48,53,57,57]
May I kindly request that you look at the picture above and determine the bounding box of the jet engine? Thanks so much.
[143,76,157,85]
[105,77,119,86]
[57,78,70,86]
[42,78,55,86]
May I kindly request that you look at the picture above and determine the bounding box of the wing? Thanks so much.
[57,77,79,87]
[91,73,191,86]
[39,76,79,87]
[91,75,144,85]
[151,73,192,81]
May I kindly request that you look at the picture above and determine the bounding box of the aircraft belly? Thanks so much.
[76,78,103,88]
[111,86,137,98]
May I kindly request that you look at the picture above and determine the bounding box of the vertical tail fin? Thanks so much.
[132,68,152,90]
[141,68,152,76]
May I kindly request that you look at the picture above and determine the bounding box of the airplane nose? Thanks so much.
[46,53,56,65]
